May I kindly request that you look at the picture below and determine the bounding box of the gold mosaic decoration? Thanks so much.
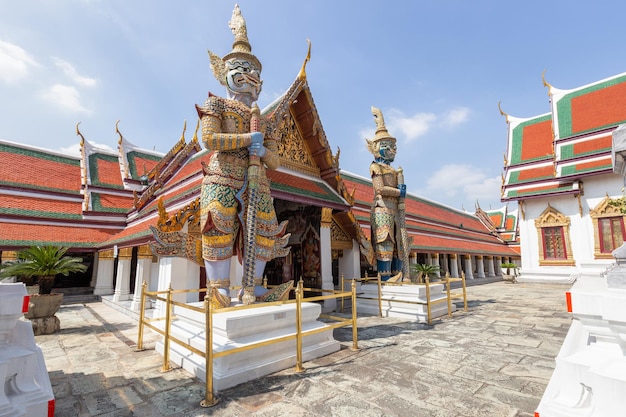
[276,111,318,175]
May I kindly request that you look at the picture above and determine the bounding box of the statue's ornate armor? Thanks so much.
[370,161,401,264]
[197,93,285,262]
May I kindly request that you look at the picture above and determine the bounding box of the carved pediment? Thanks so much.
[276,111,318,175]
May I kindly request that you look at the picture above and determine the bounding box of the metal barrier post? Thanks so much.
[377,274,382,318]
[295,280,305,373]
[340,273,345,313]
[135,281,147,351]
[160,286,172,372]
[445,276,452,317]
[351,279,359,351]
[200,288,219,407]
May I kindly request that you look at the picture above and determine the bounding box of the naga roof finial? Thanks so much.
[115,120,123,145]
[76,122,85,146]
[542,69,553,96]
[298,39,312,80]
[498,101,509,123]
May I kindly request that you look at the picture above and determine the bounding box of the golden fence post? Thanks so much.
[377,273,382,318]
[461,271,468,311]
[340,273,345,313]
[200,288,219,407]
[445,275,452,318]
[425,276,432,325]
[135,280,147,351]
[160,285,172,372]
[351,279,359,351]
[295,279,305,373]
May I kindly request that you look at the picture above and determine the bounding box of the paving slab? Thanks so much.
[36,281,571,416]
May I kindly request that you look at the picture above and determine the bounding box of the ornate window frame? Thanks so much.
[534,204,575,266]
[589,195,626,259]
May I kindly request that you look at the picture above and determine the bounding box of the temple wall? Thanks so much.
[517,173,623,283]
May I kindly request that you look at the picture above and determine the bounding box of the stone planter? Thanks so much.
[24,293,63,335]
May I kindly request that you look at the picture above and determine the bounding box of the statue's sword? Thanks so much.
[396,167,410,281]
[241,104,262,304]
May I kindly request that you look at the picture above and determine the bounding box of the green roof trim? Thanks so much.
[90,193,131,213]
[505,184,574,199]
[556,74,626,139]
[127,151,162,180]
[0,143,79,166]
[510,114,552,165]
[560,161,612,176]
[0,207,82,220]
[0,238,97,248]
[507,170,554,185]
[559,143,612,160]
[0,180,81,195]
[271,180,345,204]
[88,153,124,189]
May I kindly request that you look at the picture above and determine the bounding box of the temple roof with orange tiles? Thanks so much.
[501,72,626,202]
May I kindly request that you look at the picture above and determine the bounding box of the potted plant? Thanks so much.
[0,246,87,334]
[501,262,518,282]
[410,263,441,283]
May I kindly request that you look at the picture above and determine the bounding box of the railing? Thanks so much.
[135,279,359,407]
[341,271,468,324]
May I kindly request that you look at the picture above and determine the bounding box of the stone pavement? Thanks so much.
[37,281,572,416]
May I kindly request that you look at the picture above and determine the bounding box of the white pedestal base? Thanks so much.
[357,283,453,322]
[155,302,340,391]
[536,276,626,417]
[0,283,54,417]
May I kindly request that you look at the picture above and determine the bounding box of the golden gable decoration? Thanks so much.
[590,195,626,259]
[534,204,575,266]
[276,111,318,175]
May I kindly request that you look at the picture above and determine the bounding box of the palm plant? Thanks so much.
[410,263,441,282]
[0,246,87,294]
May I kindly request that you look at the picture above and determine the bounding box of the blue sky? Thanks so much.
[2,0,626,212]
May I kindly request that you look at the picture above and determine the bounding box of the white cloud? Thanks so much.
[40,84,92,114]
[60,141,115,157]
[387,109,436,142]
[422,163,501,204]
[51,57,98,87]
[442,107,470,127]
[0,40,38,83]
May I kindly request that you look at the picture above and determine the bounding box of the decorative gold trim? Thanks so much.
[99,249,115,260]
[589,195,626,259]
[137,245,153,259]
[535,204,575,266]
[320,207,333,228]
[118,247,133,259]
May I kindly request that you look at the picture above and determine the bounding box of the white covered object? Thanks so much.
[0,283,55,417]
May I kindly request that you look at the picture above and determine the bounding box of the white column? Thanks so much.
[320,208,336,312]
[476,255,486,278]
[130,245,153,312]
[496,257,504,276]
[432,254,441,277]
[155,256,200,316]
[113,247,133,302]
[94,249,115,296]
[464,255,474,279]
[449,254,459,278]
[338,240,361,292]
[486,256,495,277]
[89,253,99,288]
